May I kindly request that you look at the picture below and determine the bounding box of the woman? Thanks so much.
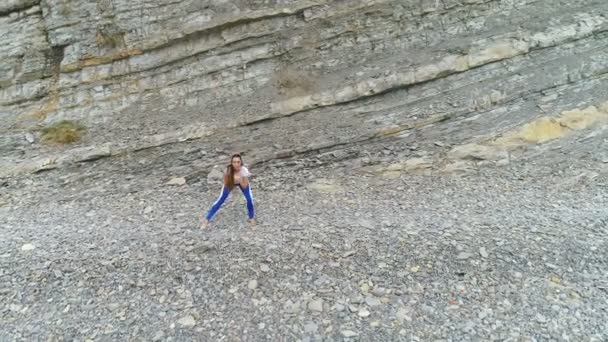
[201,153,256,229]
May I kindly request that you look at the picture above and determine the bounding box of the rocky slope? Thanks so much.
[1,106,608,341]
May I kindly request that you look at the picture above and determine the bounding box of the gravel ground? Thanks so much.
[1,129,608,341]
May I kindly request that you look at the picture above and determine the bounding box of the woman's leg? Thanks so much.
[205,185,230,221]
[240,183,255,220]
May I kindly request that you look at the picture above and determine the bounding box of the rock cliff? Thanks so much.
[1,0,607,174]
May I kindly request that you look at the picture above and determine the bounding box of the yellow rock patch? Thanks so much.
[560,104,608,130]
[493,102,608,147]
[497,117,569,145]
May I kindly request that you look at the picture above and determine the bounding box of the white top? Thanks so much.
[237,166,251,178]
[229,165,251,184]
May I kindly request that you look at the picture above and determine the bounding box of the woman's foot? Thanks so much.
[201,219,210,230]
[248,219,256,229]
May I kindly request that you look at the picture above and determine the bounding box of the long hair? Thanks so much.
[225,153,242,190]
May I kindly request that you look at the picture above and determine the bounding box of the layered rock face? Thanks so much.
[1,0,607,174]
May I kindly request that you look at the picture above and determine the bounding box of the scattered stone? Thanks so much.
[479,247,489,258]
[76,145,112,162]
[371,287,385,297]
[341,330,358,338]
[396,308,411,322]
[166,177,186,186]
[248,279,258,290]
[177,315,196,327]
[260,264,270,273]
[358,219,374,229]
[342,250,356,258]
[536,313,547,323]
[25,133,35,144]
[308,298,324,312]
[304,322,318,333]
[478,308,492,320]
[456,252,473,260]
[284,300,299,313]
[21,244,35,251]
[358,308,370,318]
[365,296,381,307]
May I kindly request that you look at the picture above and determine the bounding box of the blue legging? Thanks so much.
[206,184,255,221]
